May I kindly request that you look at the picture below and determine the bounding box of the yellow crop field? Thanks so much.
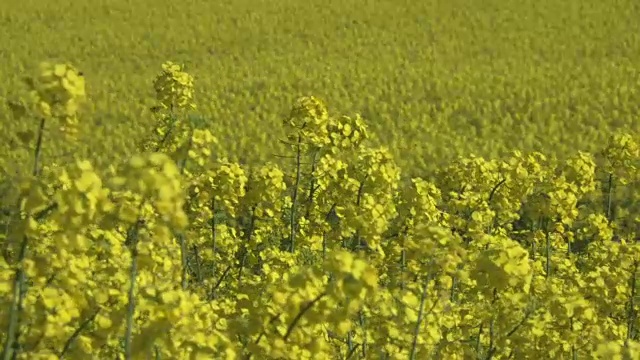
[2,0,640,173]
[2,0,640,359]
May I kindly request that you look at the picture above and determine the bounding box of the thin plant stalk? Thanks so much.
[409,275,431,360]
[2,117,46,360]
[606,173,614,223]
[123,219,143,359]
[289,134,303,253]
[627,261,638,340]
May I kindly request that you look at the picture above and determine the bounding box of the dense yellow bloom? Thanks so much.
[2,60,640,360]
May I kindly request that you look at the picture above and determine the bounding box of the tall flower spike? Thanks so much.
[153,61,196,111]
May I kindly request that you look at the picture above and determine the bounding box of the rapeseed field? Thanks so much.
[2,0,640,359]
[1,0,639,174]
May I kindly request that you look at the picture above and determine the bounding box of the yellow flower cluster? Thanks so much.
[153,61,196,112]
[2,61,640,360]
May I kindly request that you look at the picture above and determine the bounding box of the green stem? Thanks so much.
[409,275,431,360]
[1,235,27,360]
[289,134,303,253]
[606,173,614,223]
[304,150,319,220]
[545,220,551,279]
[627,261,638,340]
[123,220,143,359]
[59,309,101,358]
[283,292,327,341]
[32,118,46,176]
[210,198,217,278]
[236,208,255,289]
[359,310,367,357]
[2,117,46,360]
[475,323,484,358]
[177,137,191,290]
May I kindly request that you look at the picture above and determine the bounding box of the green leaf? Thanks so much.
[16,130,35,145]
[7,100,27,119]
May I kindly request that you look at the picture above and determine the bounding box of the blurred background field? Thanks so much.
[1,0,639,176]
